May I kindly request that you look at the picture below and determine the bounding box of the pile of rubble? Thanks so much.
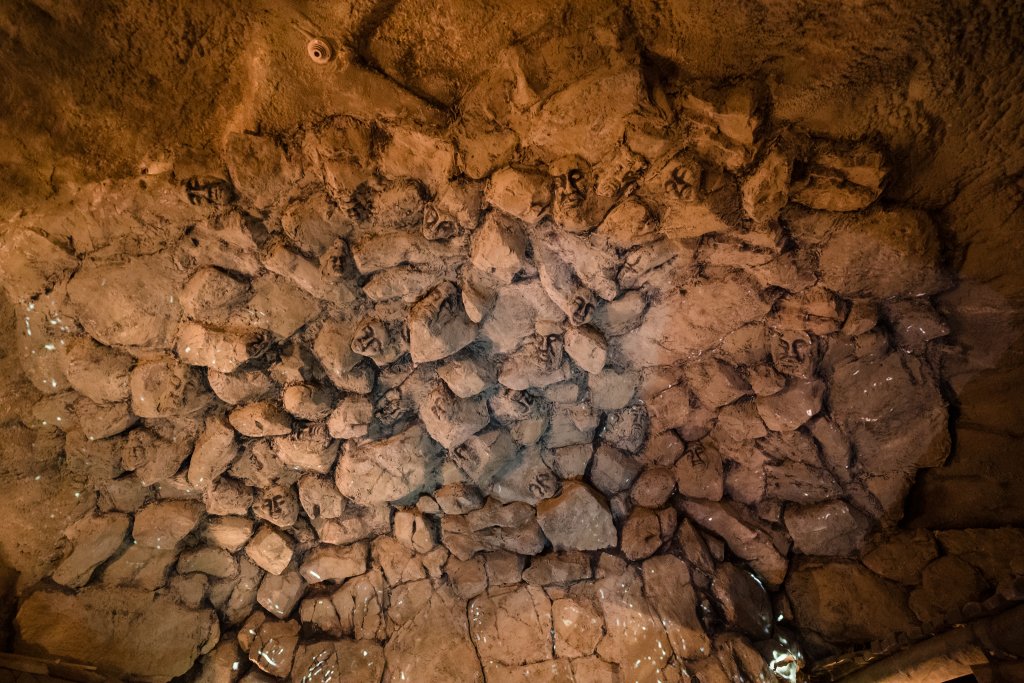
[4,63,1007,683]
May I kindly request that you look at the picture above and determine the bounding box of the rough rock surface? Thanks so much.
[384,587,483,682]
[17,588,219,681]
[1,5,1016,680]
[786,562,917,644]
[536,482,616,551]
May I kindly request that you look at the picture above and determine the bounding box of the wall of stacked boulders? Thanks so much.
[1,46,1023,683]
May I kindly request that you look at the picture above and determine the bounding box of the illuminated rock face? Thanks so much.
[7,14,1017,682]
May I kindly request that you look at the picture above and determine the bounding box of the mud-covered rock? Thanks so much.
[786,561,917,644]
[17,587,219,681]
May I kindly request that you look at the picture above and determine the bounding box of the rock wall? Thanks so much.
[0,1,1022,682]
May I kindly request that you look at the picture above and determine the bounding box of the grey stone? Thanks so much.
[300,543,369,584]
[312,321,376,394]
[327,396,374,439]
[437,354,495,398]
[409,282,478,363]
[335,425,441,506]
[563,325,607,373]
[434,482,485,515]
[298,474,346,521]
[536,482,616,551]
[589,444,641,496]
[471,212,528,283]
[419,382,490,450]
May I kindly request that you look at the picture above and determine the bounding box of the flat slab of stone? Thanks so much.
[16,587,219,681]
[384,587,483,683]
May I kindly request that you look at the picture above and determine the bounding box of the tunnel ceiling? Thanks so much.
[0,1,1023,682]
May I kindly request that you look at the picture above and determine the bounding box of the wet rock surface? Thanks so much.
[0,24,998,683]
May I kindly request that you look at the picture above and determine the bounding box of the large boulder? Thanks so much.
[65,255,184,348]
[830,352,949,478]
[785,561,917,645]
[335,425,441,506]
[620,270,772,366]
[384,586,483,682]
[16,587,219,681]
[816,207,948,299]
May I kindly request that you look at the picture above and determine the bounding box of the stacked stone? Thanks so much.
[3,66,996,683]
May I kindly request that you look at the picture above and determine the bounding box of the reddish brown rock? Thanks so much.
[786,561,917,643]
[51,512,130,588]
[246,526,294,576]
[384,587,484,683]
[335,425,441,506]
[18,588,219,680]
[291,640,385,683]
[642,554,712,659]
[469,585,552,666]
[816,207,947,298]
[785,500,871,557]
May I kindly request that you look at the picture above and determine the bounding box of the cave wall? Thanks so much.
[2,2,1022,523]
[0,1,1022,681]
